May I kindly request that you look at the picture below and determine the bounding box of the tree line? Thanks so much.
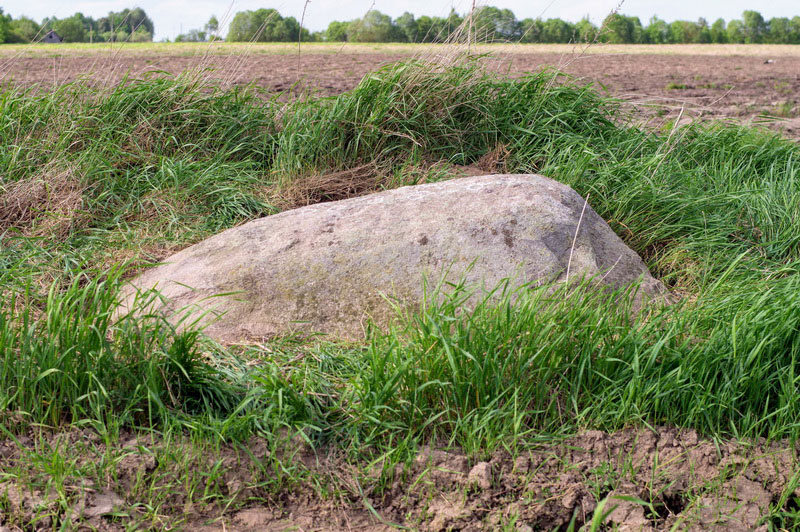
[0,7,153,43]
[223,7,800,45]
[1,6,800,45]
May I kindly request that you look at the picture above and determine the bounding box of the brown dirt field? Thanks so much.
[1,426,796,530]
[2,45,800,139]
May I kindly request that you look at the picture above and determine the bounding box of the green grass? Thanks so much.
[3,55,800,442]
[3,56,800,526]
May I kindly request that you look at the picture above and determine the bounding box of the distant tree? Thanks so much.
[667,20,685,43]
[414,15,437,42]
[0,8,10,43]
[420,15,456,42]
[73,13,98,42]
[282,18,309,42]
[128,8,154,35]
[129,30,152,43]
[601,13,636,43]
[710,18,727,43]
[153,7,800,47]
[348,10,395,42]
[95,8,153,41]
[697,18,711,43]
[176,29,206,42]
[101,30,129,43]
[631,17,646,43]
[742,10,767,43]
[766,17,791,43]
[472,6,518,42]
[42,12,101,42]
[54,15,87,43]
[85,25,103,43]
[574,18,598,42]
[726,19,745,43]
[395,12,417,42]
[444,9,464,40]
[446,10,464,31]
[518,18,543,42]
[645,16,668,43]
[791,17,800,43]
[95,13,113,33]
[668,20,703,43]
[541,18,573,43]
[8,16,40,43]
[325,20,349,42]
[206,15,219,36]
[227,9,306,42]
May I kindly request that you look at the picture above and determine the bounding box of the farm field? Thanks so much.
[3,42,800,531]
[2,43,800,138]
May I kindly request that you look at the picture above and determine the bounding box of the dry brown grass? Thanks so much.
[3,43,800,59]
[269,163,386,210]
[475,143,510,173]
[0,166,86,238]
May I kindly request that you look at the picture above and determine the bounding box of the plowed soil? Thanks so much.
[1,426,796,530]
[2,45,800,139]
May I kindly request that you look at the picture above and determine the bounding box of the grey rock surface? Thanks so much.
[124,174,667,342]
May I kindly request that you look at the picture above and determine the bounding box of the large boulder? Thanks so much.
[124,174,667,342]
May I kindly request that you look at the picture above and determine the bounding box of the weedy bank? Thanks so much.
[2,56,800,529]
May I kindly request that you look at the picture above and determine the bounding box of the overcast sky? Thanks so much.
[2,0,799,41]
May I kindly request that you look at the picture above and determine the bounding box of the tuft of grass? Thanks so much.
[0,267,245,430]
[771,100,797,118]
[339,271,800,452]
